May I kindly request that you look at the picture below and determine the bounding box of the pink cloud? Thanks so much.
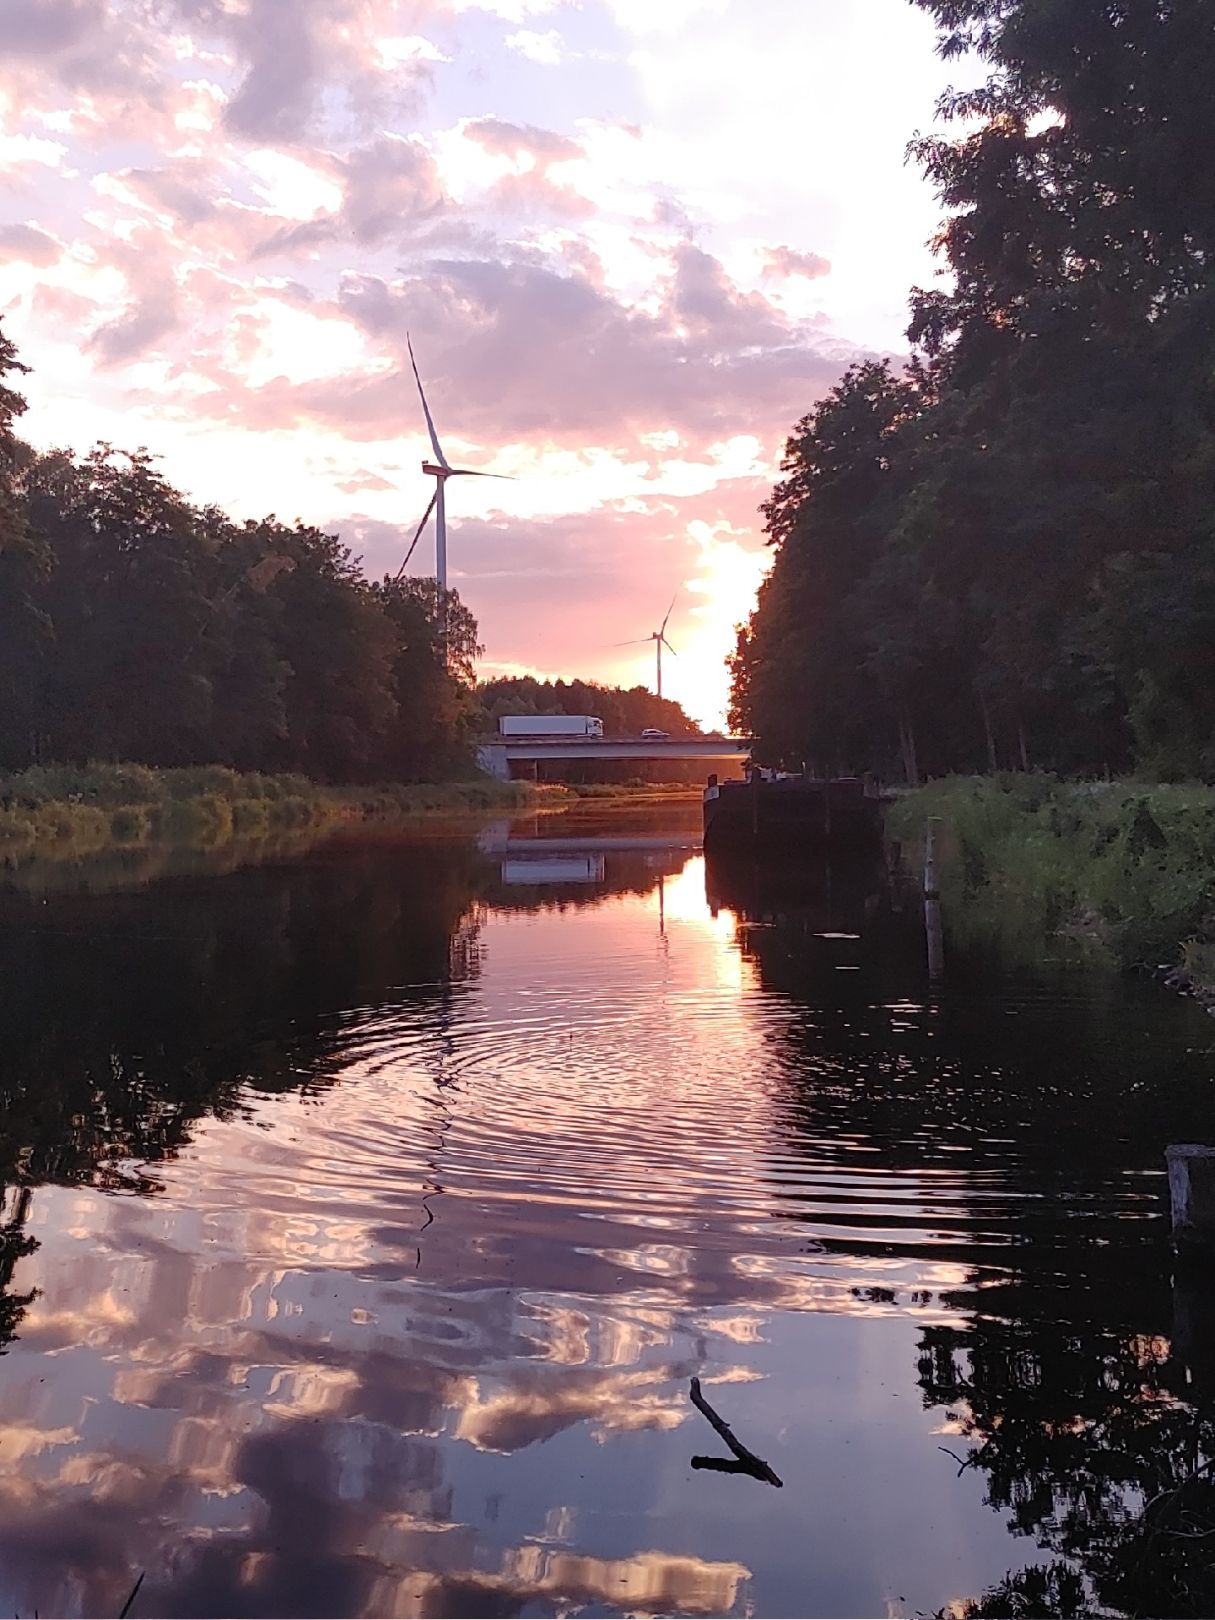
[120,164,221,228]
[2,0,159,100]
[461,117,592,217]
[670,241,783,342]
[30,284,97,326]
[169,0,440,142]
[1,0,440,149]
[463,117,584,168]
[343,477,766,612]
[762,244,831,281]
[486,168,594,219]
[245,138,463,260]
[77,226,183,366]
[206,251,860,455]
[0,222,61,266]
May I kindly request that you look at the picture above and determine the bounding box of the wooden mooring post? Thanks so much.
[923,817,940,900]
[1166,1144,1215,1257]
[923,818,944,981]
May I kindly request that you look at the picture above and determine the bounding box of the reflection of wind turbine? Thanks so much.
[614,587,681,699]
[395,334,513,593]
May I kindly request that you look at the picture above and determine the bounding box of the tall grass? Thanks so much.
[0,762,546,860]
[557,782,703,801]
[890,775,1215,978]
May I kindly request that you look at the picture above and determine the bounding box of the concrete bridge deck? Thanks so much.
[476,735,751,780]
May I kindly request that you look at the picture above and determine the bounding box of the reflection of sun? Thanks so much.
[654,857,714,925]
[651,861,758,997]
[653,859,751,990]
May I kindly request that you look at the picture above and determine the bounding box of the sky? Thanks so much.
[0,0,963,728]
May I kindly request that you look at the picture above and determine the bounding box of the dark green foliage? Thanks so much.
[0,323,478,783]
[730,361,924,774]
[0,330,52,773]
[889,777,1215,974]
[478,676,701,738]
[731,1,1215,781]
[0,762,536,862]
[376,578,484,781]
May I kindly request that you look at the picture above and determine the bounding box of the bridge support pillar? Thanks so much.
[476,744,511,782]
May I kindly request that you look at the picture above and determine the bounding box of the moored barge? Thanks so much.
[702,770,884,856]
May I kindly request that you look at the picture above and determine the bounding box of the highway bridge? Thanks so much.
[475,734,751,781]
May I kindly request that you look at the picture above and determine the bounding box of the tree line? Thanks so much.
[730,0,1215,783]
[0,332,702,784]
[0,327,483,783]
[477,676,702,737]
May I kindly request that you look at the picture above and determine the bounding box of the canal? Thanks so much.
[1,802,1213,1617]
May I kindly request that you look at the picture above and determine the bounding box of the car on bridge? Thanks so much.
[640,728,670,740]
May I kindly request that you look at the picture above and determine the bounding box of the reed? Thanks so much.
[890,775,1215,985]
[0,763,549,859]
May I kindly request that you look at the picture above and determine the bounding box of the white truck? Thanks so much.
[499,714,604,738]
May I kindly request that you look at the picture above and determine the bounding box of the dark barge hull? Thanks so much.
[702,775,883,857]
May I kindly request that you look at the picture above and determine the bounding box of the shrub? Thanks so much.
[159,766,242,801]
[269,795,318,829]
[230,798,271,835]
[895,776,1215,975]
[110,806,152,843]
[0,808,37,846]
[159,794,233,843]
[35,802,110,844]
[0,762,161,808]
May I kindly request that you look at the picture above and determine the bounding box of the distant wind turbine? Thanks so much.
[395,334,512,596]
[614,587,681,700]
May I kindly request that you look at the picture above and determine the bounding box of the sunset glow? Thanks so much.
[2,0,958,726]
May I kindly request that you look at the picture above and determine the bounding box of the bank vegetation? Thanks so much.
[891,776,1215,997]
[0,761,540,861]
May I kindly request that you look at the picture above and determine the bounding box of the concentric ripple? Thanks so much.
[123,856,1189,1322]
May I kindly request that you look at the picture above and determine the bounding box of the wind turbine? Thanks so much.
[614,588,681,700]
[394,334,511,595]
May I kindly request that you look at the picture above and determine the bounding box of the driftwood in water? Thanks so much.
[689,1376,783,1487]
[119,1571,145,1618]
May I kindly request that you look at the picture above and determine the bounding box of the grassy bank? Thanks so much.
[889,775,1215,988]
[0,762,548,860]
[554,782,703,802]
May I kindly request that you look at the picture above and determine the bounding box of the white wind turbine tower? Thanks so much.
[615,588,681,700]
[394,334,511,599]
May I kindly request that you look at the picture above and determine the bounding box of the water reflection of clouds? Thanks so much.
[0,1182,767,1611]
[0,838,1089,1615]
[454,1365,691,1452]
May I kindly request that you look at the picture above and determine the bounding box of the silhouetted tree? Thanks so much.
[731,0,1215,782]
[0,319,482,783]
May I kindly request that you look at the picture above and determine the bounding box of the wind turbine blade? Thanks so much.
[660,584,682,636]
[407,333,449,470]
[393,489,438,580]
[448,468,516,481]
[661,635,677,655]
[611,638,651,647]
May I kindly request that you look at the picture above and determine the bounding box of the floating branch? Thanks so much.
[689,1376,783,1488]
[118,1572,144,1619]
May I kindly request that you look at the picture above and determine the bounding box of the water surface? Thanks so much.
[1,804,1214,1617]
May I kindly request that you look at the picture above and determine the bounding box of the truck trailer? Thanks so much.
[498,715,604,739]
